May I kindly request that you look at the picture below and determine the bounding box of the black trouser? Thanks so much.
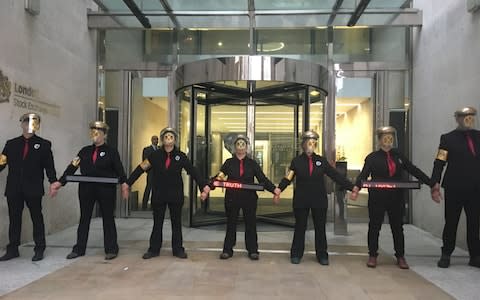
[73,184,118,255]
[368,190,405,258]
[223,201,258,255]
[6,194,45,254]
[442,187,480,258]
[148,201,184,255]
[291,207,327,259]
[142,173,153,210]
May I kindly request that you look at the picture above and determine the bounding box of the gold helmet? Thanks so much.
[89,121,109,143]
[160,127,177,146]
[89,121,109,132]
[233,134,249,153]
[19,113,41,133]
[454,106,477,117]
[301,130,319,141]
[454,107,477,130]
[301,130,319,155]
[376,126,397,150]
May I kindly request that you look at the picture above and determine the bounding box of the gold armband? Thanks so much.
[71,156,81,167]
[285,170,295,181]
[216,172,227,181]
[0,154,7,166]
[140,159,151,171]
[436,149,448,161]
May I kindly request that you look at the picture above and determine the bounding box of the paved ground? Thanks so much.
[0,219,479,299]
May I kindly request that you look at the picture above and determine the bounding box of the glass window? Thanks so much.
[129,76,169,211]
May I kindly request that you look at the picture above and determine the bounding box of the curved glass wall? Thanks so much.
[177,80,325,226]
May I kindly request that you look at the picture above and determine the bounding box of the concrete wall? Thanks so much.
[0,0,97,249]
[412,0,480,250]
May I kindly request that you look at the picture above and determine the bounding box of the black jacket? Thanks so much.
[0,135,57,197]
[278,153,353,208]
[219,156,276,206]
[355,149,434,188]
[59,143,126,186]
[127,146,206,203]
[431,129,480,189]
[142,145,157,161]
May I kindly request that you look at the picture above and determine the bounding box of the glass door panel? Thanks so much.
[128,76,169,215]
[191,95,247,226]
[335,76,374,222]
[254,104,296,224]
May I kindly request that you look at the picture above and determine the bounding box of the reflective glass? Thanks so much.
[368,0,409,8]
[133,0,165,11]
[167,0,247,11]
[255,14,330,28]
[176,16,249,29]
[255,0,335,10]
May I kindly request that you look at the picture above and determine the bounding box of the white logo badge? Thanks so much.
[315,161,321,166]
[100,151,106,157]
[175,155,180,161]
[34,143,40,149]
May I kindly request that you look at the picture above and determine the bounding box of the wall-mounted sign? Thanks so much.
[0,70,11,103]
[0,68,60,116]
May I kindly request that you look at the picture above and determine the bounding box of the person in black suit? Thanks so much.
[278,130,354,265]
[204,134,280,261]
[0,113,57,262]
[431,107,480,268]
[351,126,434,269]
[123,127,210,259]
[51,121,128,260]
[141,135,159,210]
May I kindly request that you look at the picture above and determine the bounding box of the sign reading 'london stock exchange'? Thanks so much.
[0,68,60,116]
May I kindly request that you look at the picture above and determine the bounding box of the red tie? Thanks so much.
[165,152,171,169]
[308,156,313,176]
[239,159,244,177]
[386,151,396,177]
[22,139,29,160]
[92,147,99,164]
[466,132,476,156]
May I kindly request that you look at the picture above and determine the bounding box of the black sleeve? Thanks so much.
[253,161,276,193]
[42,140,57,183]
[126,165,145,186]
[355,155,372,188]
[182,153,207,190]
[397,151,434,187]
[142,147,148,161]
[112,149,127,184]
[431,134,447,184]
[0,142,8,173]
[323,158,354,191]
[59,150,81,185]
[278,160,295,191]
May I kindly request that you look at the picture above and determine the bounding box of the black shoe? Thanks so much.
[290,257,301,264]
[468,256,480,268]
[173,251,188,259]
[66,252,83,260]
[105,253,118,260]
[219,252,232,260]
[318,256,329,265]
[248,253,259,260]
[32,252,44,262]
[0,252,20,261]
[437,255,450,268]
[142,252,159,259]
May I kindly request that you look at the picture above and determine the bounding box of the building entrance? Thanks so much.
[175,56,327,226]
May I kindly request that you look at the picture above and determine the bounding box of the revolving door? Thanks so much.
[175,56,328,227]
